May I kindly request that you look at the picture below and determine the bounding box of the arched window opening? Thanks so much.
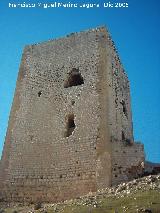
[64,68,84,88]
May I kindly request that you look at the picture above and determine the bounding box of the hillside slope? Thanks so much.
[1,174,160,213]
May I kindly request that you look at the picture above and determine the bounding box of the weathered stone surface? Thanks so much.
[0,26,144,202]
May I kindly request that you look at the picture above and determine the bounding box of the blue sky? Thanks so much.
[0,0,160,162]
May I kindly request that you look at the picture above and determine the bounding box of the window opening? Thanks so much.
[64,68,84,88]
[120,100,127,117]
[122,131,125,141]
[65,114,75,137]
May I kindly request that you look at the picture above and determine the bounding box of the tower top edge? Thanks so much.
[24,25,109,48]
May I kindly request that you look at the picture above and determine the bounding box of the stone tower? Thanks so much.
[0,27,144,203]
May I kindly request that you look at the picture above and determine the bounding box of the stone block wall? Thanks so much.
[0,27,145,203]
[111,142,144,185]
[101,29,145,184]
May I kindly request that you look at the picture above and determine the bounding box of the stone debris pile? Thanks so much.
[0,175,159,212]
[42,174,160,212]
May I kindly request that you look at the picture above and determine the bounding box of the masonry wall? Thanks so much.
[103,29,145,184]
[0,27,144,203]
[0,28,112,202]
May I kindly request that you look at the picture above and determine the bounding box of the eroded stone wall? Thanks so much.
[101,28,145,184]
[111,142,144,185]
[0,27,144,202]
[0,28,107,202]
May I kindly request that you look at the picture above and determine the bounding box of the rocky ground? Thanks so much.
[1,174,160,213]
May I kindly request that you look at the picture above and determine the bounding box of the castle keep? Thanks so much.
[0,27,144,203]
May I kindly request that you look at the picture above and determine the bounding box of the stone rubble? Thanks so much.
[41,174,160,212]
[0,174,159,212]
